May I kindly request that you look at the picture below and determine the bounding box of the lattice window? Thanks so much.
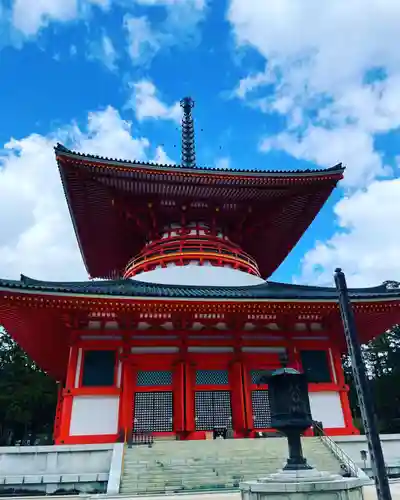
[136,370,173,387]
[300,350,331,383]
[133,392,173,432]
[195,369,229,385]
[195,391,233,430]
[250,369,273,385]
[252,390,272,429]
[81,350,116,387]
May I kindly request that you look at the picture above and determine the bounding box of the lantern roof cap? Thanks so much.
[272,368,301,376]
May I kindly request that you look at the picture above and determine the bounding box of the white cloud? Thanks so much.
[129,80,181,122]
[134,0,205,7]
[228,0,400,188]
[215,157,231,170]
[297,179,400,287]
[234,71,273,100]
[261,126,390,188]
[88,33,118,70]
[228,0,400,285]
[0,106,160,281]
[124,0,207,64]
[11,0,110,37]
[100,35,117,70]
[12,0,78,36]
[88,0,111,7]
[124,15,161,64]
[153,145,175,164]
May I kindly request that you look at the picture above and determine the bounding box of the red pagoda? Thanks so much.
[1,97,400,445]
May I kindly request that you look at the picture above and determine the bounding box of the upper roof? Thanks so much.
[55,144,345,279]
[55,143,345,176]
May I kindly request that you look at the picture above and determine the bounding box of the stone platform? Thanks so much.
[240,469,369,500]
[5,482,400,500]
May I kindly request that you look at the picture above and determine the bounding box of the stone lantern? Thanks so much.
[241,366,369,500]
[267,367,313,471]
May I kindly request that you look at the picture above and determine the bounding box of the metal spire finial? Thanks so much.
[180,97,196,168]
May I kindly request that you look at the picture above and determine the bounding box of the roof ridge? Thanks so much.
[4,275,398,298]
[54,143,345,176]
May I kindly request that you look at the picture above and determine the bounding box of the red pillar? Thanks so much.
[120,358,134,440]
[65,345,79,389]
[242,366,253,432]
[53,382,63,442]
[331,347,359,434]
[57,345,78,444]
[173,362,185,434]
[229,361,246,436]
[185,363,195,433]
[130,364,137,432]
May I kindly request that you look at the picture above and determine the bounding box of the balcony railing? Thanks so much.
[124,236,260,278]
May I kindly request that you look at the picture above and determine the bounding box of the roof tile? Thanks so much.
[1,275,399,301]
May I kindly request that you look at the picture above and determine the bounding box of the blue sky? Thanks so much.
[1,0,400,287]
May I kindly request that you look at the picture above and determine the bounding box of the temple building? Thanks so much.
[1,98,400,445]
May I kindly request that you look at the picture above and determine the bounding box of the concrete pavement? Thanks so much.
[6,482,400,500]
[128,481,400,499]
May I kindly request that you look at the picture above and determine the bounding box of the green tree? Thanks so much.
[0,327,57,445]
[367,326,400,432]
[343,325,400,433]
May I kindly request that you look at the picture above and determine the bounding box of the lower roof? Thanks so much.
[1,275,400,380]
[1,275,400,301]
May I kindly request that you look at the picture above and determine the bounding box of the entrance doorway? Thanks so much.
[132,368,174,433]
[133,391,173,432]
[251,390,271,429]
[194,390,233,430]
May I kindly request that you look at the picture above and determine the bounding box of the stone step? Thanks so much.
[122,467,275,479]
[123,455,287,465]
[120,437,343,495]
[122,463,340,477]
[123,458,338,470]
[120,479,237,491]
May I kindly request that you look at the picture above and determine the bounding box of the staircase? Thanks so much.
[120,437,343,495]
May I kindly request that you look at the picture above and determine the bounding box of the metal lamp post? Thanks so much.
[260,368,313,471]
[334,268,391,500]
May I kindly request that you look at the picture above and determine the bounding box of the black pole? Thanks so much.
[334,268,391,500]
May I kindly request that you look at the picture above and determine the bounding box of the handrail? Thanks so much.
[126,250,260,273]
[144,234,244,253]
[313,422,367,478]
[119,428,127,482]
[131,430,154,447]
[125,234,259,269]
[126,244,259,269]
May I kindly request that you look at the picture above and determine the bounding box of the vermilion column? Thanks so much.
[173,362,185,433]
[53,382,63,442]
[242,367,253,431]
[331,347,359,433]
[229,361,246,434]
[185,363,195,433]
[120,358,134,440]
[57,345,79,443]
[65,345,79,389]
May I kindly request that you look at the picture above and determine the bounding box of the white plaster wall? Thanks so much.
[69,396,119,436]
[333,434,400,467]
[133,263,265,286]
[309,391,345,428]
